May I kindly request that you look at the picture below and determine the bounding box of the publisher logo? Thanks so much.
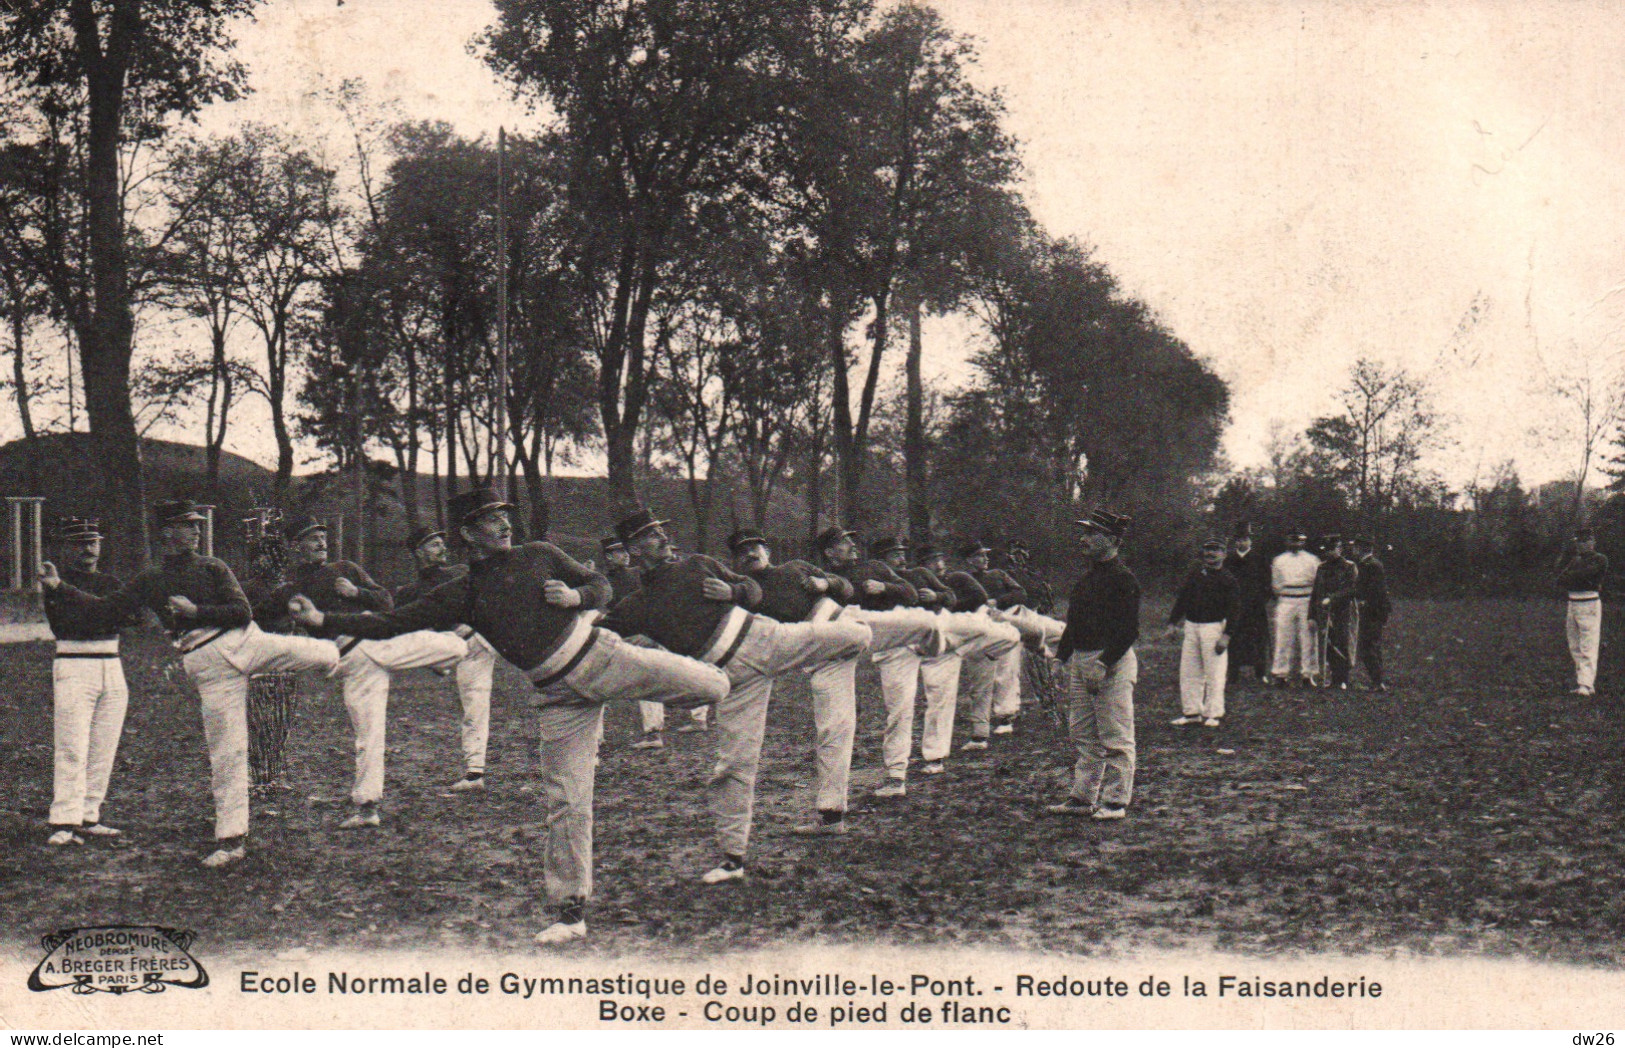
[28,926,209,995]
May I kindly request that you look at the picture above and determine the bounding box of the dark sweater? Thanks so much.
[1355,554,1391,621]
[51,550,252,639]
[900,566,954,610]
[745,560,853,623]
[396,563,467,605]
[971,567,1026,609]
[834,560,918,611]
[605,564,642,604]
[1561,551,1609,595]
[599,554,762,657]
[1310,557,1360,619]
[43,567,128,641]
[271,560,392,640]
[323,542,610,673]
[942,571,990,611]
[1169,566,1239,626]
[1056,556,1140,667]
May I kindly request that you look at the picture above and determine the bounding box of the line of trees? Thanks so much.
[0,0,1230,576]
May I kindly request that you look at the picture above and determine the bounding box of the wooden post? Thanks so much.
[29,498,42,591]
[198,505,215,559]
[7,498,21,591]
[331,515,345,562]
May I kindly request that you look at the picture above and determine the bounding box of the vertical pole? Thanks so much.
[8,499,21,590]
[495,127,509,500]
[28,498,43,592]
[332,515,345,562]
[198,505,215,559]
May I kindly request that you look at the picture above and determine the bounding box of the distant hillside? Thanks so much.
[0,434,820,587]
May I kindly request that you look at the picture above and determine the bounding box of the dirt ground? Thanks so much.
[1,597,1622,965]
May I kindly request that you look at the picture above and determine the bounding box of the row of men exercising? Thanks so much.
[39,489,1063,944]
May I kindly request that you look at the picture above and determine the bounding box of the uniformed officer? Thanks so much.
[1559,526,1608,697]
[1167,538,1238,727]
[44,498,341,867]
[1350,536,1391,692]
[1046,510,1141,820]
[271,515,467,828]
[1310,534,1359,690]
[1270,529,1321,687]
[291,488,731,945]
[40,517,136,846]
[397,525,500,791]
[1224,522,1271,684]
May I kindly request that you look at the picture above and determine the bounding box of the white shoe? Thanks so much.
[1091,806,1127,821]
[83,823,121,837]
[992,723,1015,735]
[449,775,486,792]
[701,862,746,885]
[790,819,849,837]
[534,920,586,945]
[340,808,381,829]
[921,761,946,776]
[960,738,989,752]
[1573,686,1595,697]
[1170,715,1201,726]
[202,845,246,867]
[1202,717,1222,728]
[675,722,709,734]
[630,733,665,750]
[47,829,84,847]
[873,779,907,798]
[1044,799,1093,817]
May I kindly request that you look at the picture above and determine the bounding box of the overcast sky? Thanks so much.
[169,0,1625,487]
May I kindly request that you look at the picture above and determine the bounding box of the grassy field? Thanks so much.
[1,597,1623,966]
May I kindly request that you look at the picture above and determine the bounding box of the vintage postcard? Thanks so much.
[2,0,1623,1033]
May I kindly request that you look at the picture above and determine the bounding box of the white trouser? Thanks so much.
[808,656,859,812]
[1272,596,1316,678]
[964,640,1024,734]
[181,624,340,840]
[994,605,1067,657]
[872,646,921,779]
[638,699,708,733]
[50,653,129,827]
[336,630,468,804]
[1067,648,1138,808]
[1179,621,1229,719]
[455,632,497,774]
[921,612,1020,757]
[1568,598,1602,690]
[710,616,871,857]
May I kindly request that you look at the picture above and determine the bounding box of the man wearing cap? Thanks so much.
[1310,534,1360,690]
[599,511,869,880]
[40,518,138,846]
[397,526,500,791]
[42,498,341,867]
[1350,536,1391,692]
[1001,541,1056,615]
[271,515,466,827]
[728,528,864,835]
[1167,539,1239,727]
[1046,510,1141,820]
[912,545,1021,774]
[865,536,935,797]
[1271,529,1321,687]
[1224,523,1271,684]
[604,534,706,750]
[1559,526,1608,697]
[959,541,1028,742]
[290,488,730,945]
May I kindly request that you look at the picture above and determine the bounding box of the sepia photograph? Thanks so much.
[1,0,1623,1033]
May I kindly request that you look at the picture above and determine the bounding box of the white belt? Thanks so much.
[1569,591,1601,602]
[807,596,843,623]
[175,627,229,654]
[524,613,598,686]
[54,638,120,656]
[698,605,752,666]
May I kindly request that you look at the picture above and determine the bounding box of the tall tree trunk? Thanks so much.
[904,290,930,549]
[5,268,39,491]
[74,1,148,571]
[827,304,855,527]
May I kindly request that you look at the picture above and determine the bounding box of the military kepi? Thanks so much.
[1075,510,1131,537]
[614,507,668,546]
[153,498,208,526]
[728,528,768,553]
[869,536,906,558]
[408,525,446,551]
[55,516,102,542]
[283,514,326,542]
[448,486,515,527]
[816,525,857,551]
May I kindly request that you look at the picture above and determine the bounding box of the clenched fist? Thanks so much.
[543,580,582,607]
[334,577,360,599]
[168,595,199,619]
[287,594,325,628]
[39,561,60,589]
[701,577,735,602]
[862,579,885,596]
[801,576,830,594]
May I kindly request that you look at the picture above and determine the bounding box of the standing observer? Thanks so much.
[1351,536,1390,692]
[1167,538,1238,728]
[1224,522,1271,684]
[1271,529,1320,687]
[1046,511,1140,821]
[1559,526,1608,697]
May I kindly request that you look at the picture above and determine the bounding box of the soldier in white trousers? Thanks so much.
[1271,529,1321,687]
[40,518,135,846]
[396,526,499,791]
[1167,538,1238,727]
[270,516,466,827]
[1559,526,1609,697]
[43,498,340,867]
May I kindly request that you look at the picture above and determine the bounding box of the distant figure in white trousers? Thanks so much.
[1270,530,1321,686]
[1559,526,1609,697]
[1167,539,1238,727]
